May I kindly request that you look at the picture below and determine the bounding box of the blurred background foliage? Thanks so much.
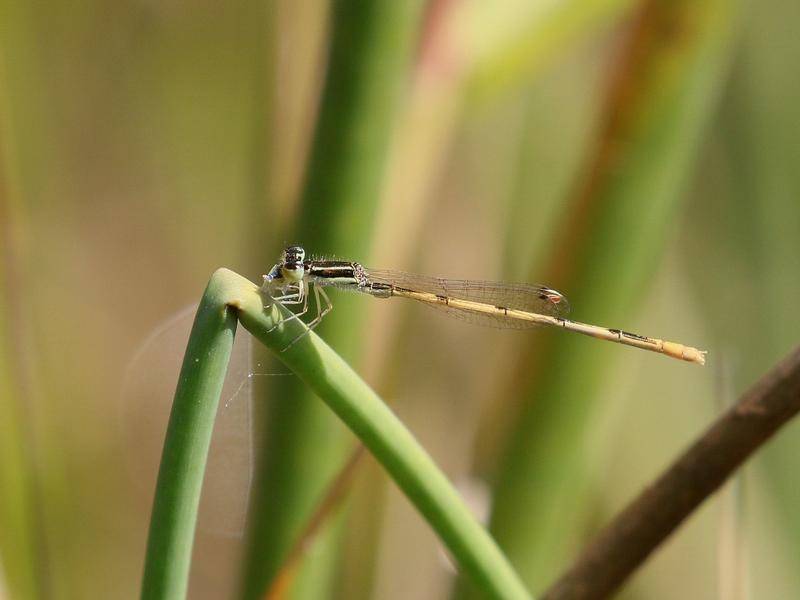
[1,0,799,599]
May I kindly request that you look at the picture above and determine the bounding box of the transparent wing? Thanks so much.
[364,268,570,329]
[120,303,254,538]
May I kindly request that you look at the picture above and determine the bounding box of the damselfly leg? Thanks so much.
[263,269,335,349]
[265,279,309,333]
[304,285,333,331]
[280,284,334,350]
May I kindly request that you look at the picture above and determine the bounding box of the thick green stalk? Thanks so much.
[242,2,425,598]
[294,0,425,251]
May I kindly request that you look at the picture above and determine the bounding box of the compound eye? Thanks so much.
[285,246,304,259]
[283,246,303,264]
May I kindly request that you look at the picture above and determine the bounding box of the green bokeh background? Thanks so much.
[1,1,798,599]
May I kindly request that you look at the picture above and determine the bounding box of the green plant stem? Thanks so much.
[243,2,425,598]
[294,0,425,250]
[140,273,243,600]
[142,268,532,600]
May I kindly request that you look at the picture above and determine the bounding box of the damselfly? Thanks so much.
[262,246,706,364]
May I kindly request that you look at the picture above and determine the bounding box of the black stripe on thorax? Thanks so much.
[306,261,357,280]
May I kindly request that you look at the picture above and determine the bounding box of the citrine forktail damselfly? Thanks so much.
[262,246,706,364]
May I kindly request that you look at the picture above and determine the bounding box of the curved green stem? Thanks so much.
[140,272,244,600]
[141,268,532,600]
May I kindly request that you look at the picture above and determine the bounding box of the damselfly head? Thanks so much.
[283,246,305,266]
[280,246,306,282]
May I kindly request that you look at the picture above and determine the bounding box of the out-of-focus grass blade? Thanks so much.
[465,0,638,111]
[482,0,738,594]
[0,43,41,600]
[0,286,39,600]
[685,3,800,591]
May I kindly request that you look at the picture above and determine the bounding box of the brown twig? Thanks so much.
[542,346,800,600]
